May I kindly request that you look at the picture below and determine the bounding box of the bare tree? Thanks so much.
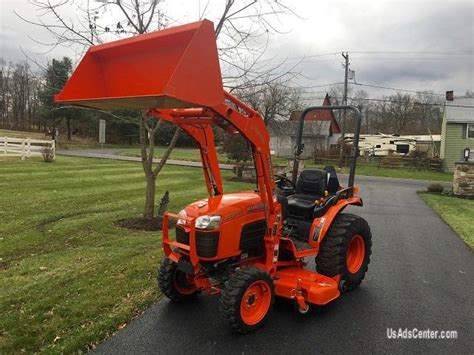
[413,92,443,133]
[0,59,44,132]
[19,0,299,219]
[0,60,13,128]
[235,79,303,125]
[328,84,351,124]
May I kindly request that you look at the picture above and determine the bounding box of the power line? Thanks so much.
[349,57,472,60]
[256,50,473,64]
[258,52,340,64]
[299,80,450,99]
[351,82,445,97]
[348,51,474,55]
[353,97,474,108]
[295,90,474,108]
[298,95,474,108]
[299,82,344,89]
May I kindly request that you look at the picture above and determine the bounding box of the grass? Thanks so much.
[118,147,290,165]
[119,148,452,182]
[4,128,450,183]
[0,156,252,353]
[119,147,211,162]
[0,128,135,150]
[339,164,452,182]
[0,129,48,140]
[419,193,474,249]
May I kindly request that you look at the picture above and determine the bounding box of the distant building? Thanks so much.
[440,96,474,171]
[344,133,441,157]
[268,94,341,158]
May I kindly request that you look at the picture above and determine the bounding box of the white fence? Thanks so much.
[1,136,55,160]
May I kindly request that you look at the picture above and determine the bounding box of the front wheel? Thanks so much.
[316,213,372,291]
[219,267,274,333]
[158,258,199,302]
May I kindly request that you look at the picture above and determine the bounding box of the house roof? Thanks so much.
[289,94,341,134]
[445,97,474,123]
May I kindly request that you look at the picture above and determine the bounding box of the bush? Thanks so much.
[221,134,252,163]
[409,149,428,159]
[41,147,55,162]
[427,183,444,193]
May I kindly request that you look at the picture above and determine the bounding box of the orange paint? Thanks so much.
[55,19,370,328]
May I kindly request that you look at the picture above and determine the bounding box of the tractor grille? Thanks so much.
[240,219,267,255]
[175,226,220,258]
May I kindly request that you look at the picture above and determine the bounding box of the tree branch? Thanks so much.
[153,126,180,177]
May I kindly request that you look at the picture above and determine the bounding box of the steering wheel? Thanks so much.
[274,174,295,192]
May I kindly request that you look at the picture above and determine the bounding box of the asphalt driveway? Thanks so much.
[94,175,473,354]
[57,149,235,170]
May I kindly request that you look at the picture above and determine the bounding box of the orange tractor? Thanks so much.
[56,20,372,333]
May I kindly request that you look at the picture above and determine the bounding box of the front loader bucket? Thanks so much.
[55,20,223,110]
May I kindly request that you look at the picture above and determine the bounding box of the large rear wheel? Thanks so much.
[219,267,274,333]
[316,213,372,291]
[158,258,198,302]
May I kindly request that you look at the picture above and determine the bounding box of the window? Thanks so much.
[396,144,410,154]
[468,124,474,139]
[375,144,381,148]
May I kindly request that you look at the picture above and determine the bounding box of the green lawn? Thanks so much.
[118,147,290,165]
[419,193,474,249]
[346,164,452,182]
[0,128,135,151]
[0,156,252,353]
[0,129,48,140]
[119,148,452,182]
[119,147,209,162]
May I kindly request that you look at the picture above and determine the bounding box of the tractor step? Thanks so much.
[280,237,318,258]
[164,240,190,251]
[274,267,340,305]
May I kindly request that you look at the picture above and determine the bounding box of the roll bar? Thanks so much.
[292,105,362,191]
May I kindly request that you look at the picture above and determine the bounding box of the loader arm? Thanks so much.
[54,19,279,235]
[147,91,277,215]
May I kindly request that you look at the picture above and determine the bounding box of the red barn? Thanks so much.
[289,94,341,135]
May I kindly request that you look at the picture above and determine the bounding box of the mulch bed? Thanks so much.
[115,217,170,231]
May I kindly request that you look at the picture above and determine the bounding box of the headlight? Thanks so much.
[177,209,187,226]
[195,215,221,229]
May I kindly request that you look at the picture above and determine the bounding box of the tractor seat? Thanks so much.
[287,169,328,219]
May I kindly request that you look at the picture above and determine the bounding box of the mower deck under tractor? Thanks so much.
[55,19,372,333]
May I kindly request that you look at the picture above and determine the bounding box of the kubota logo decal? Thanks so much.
[222,210,245,222]
[247,203,264,213]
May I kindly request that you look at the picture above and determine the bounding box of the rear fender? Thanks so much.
[308,197,363,248]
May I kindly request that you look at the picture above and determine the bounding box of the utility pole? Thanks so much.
[365,106,370,134]
[338,52,349,168]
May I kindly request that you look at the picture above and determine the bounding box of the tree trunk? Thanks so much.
[51,119,56,140]
[139,115,154,218]
[144,172,156,219]
[66,117,72,141]
[139,114,180,220]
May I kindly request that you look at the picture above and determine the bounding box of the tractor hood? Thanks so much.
[183,192,264,219]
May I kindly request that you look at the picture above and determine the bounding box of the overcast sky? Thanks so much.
[1,0,473,100]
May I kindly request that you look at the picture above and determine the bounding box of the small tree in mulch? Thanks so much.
[222,135,252,178]
[116,191,172,231]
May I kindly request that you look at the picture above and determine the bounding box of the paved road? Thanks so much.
[57,149,235,170]
[94,175,472,354]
